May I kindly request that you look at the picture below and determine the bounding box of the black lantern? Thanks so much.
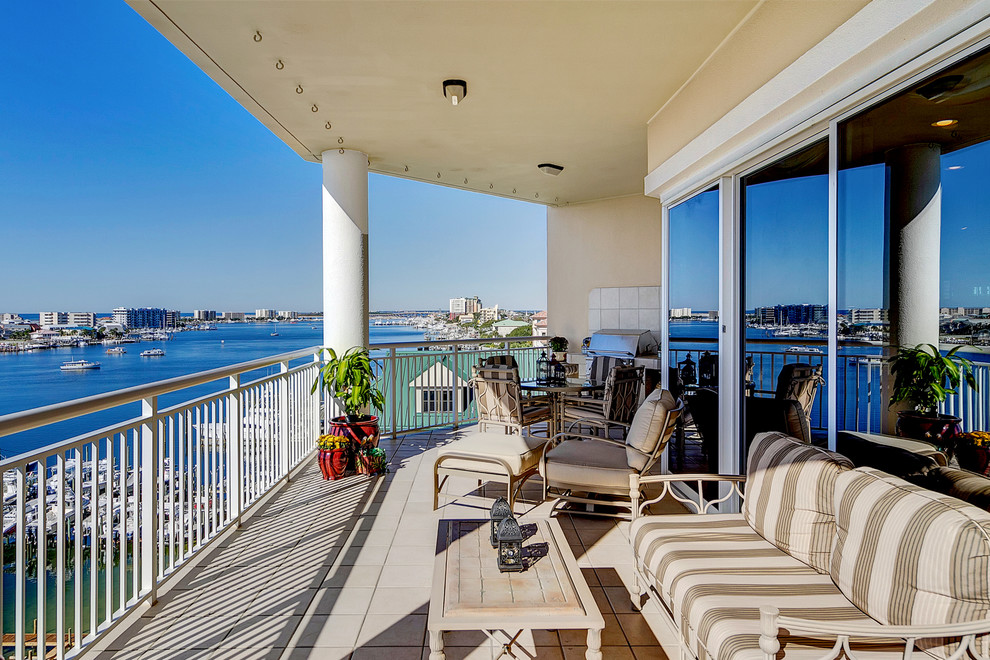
[496,516,524,572]
[490,497,513,548]
[551,359,567,385]
[536,351,550,385]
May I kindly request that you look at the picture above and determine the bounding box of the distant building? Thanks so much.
[531,310,548,337]
[479,305,500,323]
[111,307,176,329]
[1,313,25,324]
[493,319,530,337]
[408,360,473,414]
[277,310,298,319]
[40,312,95,328]
[669,307,692,318]
[193,310,217,321]
[754,304,827,325]
[449,296,482,317]
[848,308,889,324]
[255,309,275,319]
[221,312,246,322]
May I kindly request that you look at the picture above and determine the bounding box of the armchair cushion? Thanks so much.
[625,389,679,471]
[742,432,853,574]
[542,438,630,491]
[830,467,990,637]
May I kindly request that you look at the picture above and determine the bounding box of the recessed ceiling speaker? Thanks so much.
[443,79,467,106]
[538,163,564,176]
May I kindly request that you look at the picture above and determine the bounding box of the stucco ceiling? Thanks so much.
[126,0,867,206]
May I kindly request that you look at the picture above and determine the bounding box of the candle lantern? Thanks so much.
[551,359,567,385]
[496,516,524,572]
[490,496,513,548]
[536,351,550,385]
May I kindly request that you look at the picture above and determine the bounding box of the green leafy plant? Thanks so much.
[312,346,386,420]
[887,343,977,415]
[549,336,568,353]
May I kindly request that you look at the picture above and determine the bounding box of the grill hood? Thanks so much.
[585,329,656,359]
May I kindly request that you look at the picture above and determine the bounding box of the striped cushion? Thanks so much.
[830,467,990,630]
[631,514,881,660]
[742,432,853,573]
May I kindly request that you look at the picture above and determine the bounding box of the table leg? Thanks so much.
[586,627,603,660]
[429,629,445,660]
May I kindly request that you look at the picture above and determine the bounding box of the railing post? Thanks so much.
[227,375,242,523]
[141,396,159,604]
[389,347,398,440]
[452,344,459,429]
[279,361,290,480]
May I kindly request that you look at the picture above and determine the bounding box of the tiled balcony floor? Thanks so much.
[95,426,677,660]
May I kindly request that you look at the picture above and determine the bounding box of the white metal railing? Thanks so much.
[370,336,547,436]
[0,347,321,660]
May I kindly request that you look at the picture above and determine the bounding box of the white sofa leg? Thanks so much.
[629,568,643,611]
[759,605,780,660]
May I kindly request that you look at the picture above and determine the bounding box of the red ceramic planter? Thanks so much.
[318,448,349,480]
[326,415,380,448]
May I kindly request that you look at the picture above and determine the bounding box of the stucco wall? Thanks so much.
[547,195,661,350]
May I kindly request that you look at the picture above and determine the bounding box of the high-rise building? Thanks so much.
[255,309,275,319]
[277,310,298,319]
[849,308,889,324]
[449,297,482,316]
[41,312,96,327]
[221,312,246,321]
[193,310,217,321]
[111,307,177,329]
[753,304,827,325]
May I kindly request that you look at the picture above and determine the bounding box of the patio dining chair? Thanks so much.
[561,365,643,438]
[471,366,551,437]
[539,388,683,519]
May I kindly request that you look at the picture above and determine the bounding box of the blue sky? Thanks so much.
[669,142,990,312]
[0,2,547,314]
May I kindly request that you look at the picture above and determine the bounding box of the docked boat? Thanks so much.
[106,347,126,354]
[786,346,823,354]
[140,348,165,357]
[60,360,101,371]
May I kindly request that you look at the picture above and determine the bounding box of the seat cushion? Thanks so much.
[631,513,877,660]
[830,467,990,635]
[542,438,630,492]
[436,431,547,476]
[742,432,853,574]
[625,389,679,471]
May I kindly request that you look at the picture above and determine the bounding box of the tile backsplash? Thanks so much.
[587,286,661,347]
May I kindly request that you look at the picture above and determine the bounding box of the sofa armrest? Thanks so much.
[760,605,990,660]
[629,473,746,518]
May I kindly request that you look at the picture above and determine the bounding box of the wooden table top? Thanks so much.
[428,518,604,631]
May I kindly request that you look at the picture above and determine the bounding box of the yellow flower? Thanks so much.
[957,431,990,448]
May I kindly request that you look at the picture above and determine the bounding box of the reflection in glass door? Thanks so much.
[667,187,719,474]
[741,141,829,464]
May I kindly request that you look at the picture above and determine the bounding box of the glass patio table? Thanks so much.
[520,378,605,437]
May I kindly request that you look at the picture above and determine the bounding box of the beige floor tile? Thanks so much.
[151,615,240,650]
[242,588,319,617]
[311,587,376,615]
[290,614,364,648]
[378,564,433,588]
[282,647,353,659]
[350,646,425,660]
[564,646,633,659]
[217,615,301,648]
[366,587,430,615]
[323,564,383,588]
[355,612,427,647]
[615,614,662,647]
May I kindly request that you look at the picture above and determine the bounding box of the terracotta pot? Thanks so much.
[318,448,349,480]
[956,445,990,476]
[326,415,380,449]
[895,411,962,451]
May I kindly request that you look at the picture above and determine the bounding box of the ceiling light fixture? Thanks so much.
[932,119,958,127]
[948,165,963,170]
[538,163,564,176]
[443,79,467,106]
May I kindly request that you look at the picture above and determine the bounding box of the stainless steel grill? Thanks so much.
[585,329,656,359]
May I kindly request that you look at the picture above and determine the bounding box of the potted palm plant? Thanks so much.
[887,343,977,447]
[312,347,386,477]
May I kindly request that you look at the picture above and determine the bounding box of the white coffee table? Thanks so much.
[428,518,605,659]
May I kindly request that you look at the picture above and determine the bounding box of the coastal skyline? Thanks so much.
[1,2,547,313]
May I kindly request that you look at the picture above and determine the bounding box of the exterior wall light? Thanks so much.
[932,119,959,127]
[538,163,564,176]
[443,79,467,106]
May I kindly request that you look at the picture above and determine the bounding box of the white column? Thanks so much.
[882,143,942,431]
[322,149,370,352]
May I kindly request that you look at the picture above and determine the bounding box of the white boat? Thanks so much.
[140,348,165,357]
[61,359,101,371]
[270,322,279,337]
[785,346,823,354]
[106,347,126,354]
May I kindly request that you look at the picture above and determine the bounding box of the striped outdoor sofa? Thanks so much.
[628,432,990,660]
